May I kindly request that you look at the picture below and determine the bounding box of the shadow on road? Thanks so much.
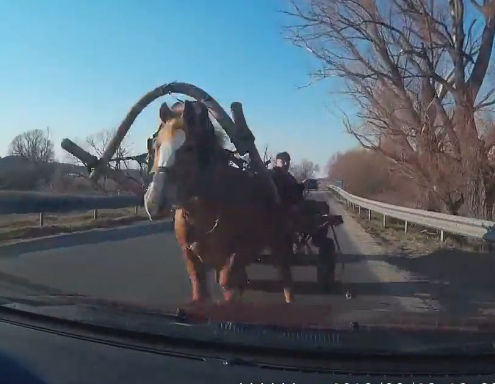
[0,221,173,258]
[334,250,495,293]
[247,249,495,317]
[385,249,495,315]
[247,278,438,297]
[386,249,495,292]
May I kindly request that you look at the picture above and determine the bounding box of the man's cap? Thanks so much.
[276,152,291,163]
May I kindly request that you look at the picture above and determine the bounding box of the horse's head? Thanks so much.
[144,100,218,219]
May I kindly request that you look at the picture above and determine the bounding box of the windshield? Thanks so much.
[1,0,495,355]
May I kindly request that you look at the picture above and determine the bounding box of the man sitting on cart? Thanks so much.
[270,152,304,208]
[270,151,338,287]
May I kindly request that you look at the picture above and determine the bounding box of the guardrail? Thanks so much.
[0,191,143,228]
[328,185,495,243]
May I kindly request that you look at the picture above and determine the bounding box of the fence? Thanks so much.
[0,191,143,228]
[4,186,495,243]
[328,185,495,243]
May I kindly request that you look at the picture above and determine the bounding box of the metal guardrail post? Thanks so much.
[383,214,387,228]
[404,220,408,233]
[39,212,44,228]
[440,230,445,243]
[93,209,98,220]
[358,206,361,217]
[368,209,371,221]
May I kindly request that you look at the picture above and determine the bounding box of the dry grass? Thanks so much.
[0,207,150,243]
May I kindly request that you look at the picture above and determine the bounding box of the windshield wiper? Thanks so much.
[404,340,495,355]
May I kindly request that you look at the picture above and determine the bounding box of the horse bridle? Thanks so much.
[146,132,159,176]
[147,129,223,235]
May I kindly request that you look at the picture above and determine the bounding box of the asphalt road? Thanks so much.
[0,192,493,325]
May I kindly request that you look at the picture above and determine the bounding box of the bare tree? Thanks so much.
[291,159,320,181]
[328,148,425,207]
[80,128,138,193]
[287,0,495,218]
[86,128,132,171]
[8,128,55,163]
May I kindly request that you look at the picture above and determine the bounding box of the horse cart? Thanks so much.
[61,82,344,301]
[284,199,344,288]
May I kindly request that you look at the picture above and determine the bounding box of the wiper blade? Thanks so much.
[405,340,495,355]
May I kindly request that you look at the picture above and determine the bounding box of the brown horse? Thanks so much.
[144,100,294,303]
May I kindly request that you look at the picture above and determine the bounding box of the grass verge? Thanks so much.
[0,207,150,244]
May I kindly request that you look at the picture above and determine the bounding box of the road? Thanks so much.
[0,192,493,326]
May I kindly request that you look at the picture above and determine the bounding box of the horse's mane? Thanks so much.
[156,102,226,148]
[156,113,229,167]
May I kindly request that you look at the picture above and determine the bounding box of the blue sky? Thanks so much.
[0,0,357,171]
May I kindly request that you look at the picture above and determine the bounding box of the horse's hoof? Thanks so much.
[283,288,294,304]
[222,289,236,302]
[191,295,209,304]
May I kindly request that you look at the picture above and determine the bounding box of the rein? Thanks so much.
[205,217,221,234]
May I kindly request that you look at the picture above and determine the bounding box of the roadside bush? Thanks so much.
[328,149,422,208]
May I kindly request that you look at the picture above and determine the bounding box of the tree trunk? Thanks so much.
[462,168,492,219]
[485,189,495,221]
[458,141,492,219]
[453,103,492,219]
[422,189,442,212]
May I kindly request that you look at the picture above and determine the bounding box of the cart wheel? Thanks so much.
[316,238,336,290]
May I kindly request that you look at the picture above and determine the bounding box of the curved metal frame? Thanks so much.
[62,82,279,202]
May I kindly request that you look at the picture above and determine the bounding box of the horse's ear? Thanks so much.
[183,101,212,135]
[183,100,196,129]
[171,102,185,115]
[159,102,173,123]
[197,102,210,128]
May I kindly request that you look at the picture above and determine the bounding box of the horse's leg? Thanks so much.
[218,254,247,302]
[218,254,236,302]
[175,209,209,302]
[274,237,294,303]
[181,246,209,302]
[279,263,294,303]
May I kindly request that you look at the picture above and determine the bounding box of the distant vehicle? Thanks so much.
[303,178,318,190]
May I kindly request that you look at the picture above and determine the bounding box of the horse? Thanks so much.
[144,100,294,303]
